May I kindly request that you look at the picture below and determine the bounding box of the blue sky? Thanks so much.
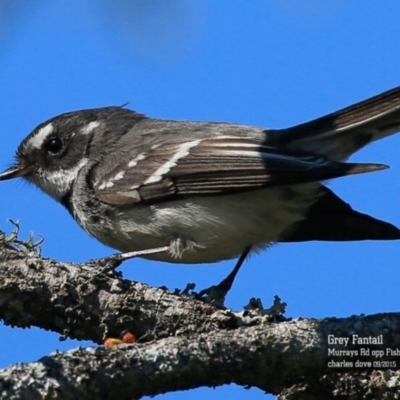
[0,1,400,399]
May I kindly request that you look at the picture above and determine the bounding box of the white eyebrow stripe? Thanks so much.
[145,140,201,185]
[29,123,54,149]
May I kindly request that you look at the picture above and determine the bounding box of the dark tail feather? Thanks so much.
[281,186,400,242]
[269,85,400,161]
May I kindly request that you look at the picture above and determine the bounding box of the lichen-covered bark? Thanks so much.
[1,241,400,399]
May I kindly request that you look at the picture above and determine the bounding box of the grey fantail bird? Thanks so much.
[1,86,400,286]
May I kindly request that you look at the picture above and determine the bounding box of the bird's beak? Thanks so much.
[0,164,34,181]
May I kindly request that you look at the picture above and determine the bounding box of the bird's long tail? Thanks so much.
[272,85,400,161]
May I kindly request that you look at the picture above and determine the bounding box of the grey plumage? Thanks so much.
[1,85,400,265]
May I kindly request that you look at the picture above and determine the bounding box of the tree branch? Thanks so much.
[1,238,400,399]
[1,318,400,400]
[0,243,221,343]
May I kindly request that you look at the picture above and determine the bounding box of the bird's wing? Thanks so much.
[92,134,385,205]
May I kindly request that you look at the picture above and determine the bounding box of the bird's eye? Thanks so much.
[44,137,63,154]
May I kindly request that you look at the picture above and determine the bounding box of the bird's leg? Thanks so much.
[90,236,196,273]
[90,246,170,272]
[197,246,252,307]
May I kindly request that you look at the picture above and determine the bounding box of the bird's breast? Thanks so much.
[72,183,320,264]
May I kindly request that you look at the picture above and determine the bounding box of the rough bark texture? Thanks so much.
[0,236,400,400]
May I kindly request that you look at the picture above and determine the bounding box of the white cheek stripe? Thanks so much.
[29,123,54,149]
[145,140,201,185]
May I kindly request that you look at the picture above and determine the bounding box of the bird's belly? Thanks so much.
[84,183,320,264]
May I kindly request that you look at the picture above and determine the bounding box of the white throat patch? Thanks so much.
[32,157,89,202]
